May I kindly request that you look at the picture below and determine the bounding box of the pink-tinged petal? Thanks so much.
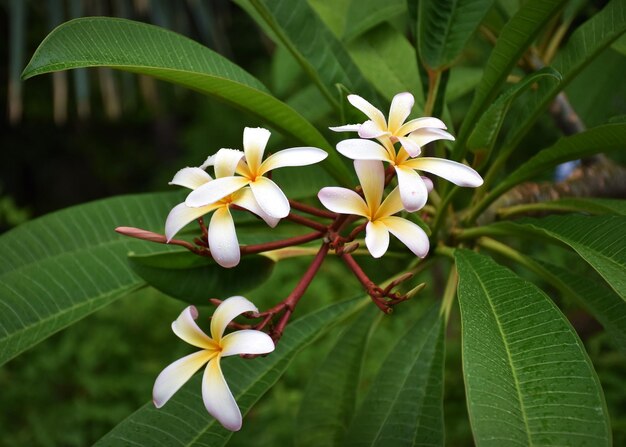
[210,296,259,341]
[336,139,391,162]
[165,202,219,241]
[396,117,447,136]
[214,149,245,178]
[185,176,250,207]
[243,127,271,173]
[421,176,434,193]
[394,166,428,212]
[397,136,422,157]
[153,350,215,408]
[169,167,212,190]
[329,124,361,133]
[365,220,390,258]
[172,306,218,350]
[354,160,385,215]
[250,177,290,219]
[388,92,414,134]
[232,188,280,228]
[220,330,275,357]
[348,94,387,129]
[318,187,369,217]
[208,207,240,268]
[358,120,388,139]
[406,128,455,151]
[202,358,242,431]
[404,157,484,187]
[375,187,404,219]
[259,147,328,175]
[381,216,430,258]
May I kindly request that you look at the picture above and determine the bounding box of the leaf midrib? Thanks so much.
[473,266,533,446]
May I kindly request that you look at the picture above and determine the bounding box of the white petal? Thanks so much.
[394,166,428,212]
[172,306,217,350]
[202,358,242,431]
[406,128,455,151]
[381,216,430,258]
[336,139,390,161]
[348,94,387,129]
[250,177,290,218]
[388,92,414,134]
[397,117,447,136]
[365,220,390,258]
[232,188,280,228]
[153,350,214,408]
[397,136,422,158]
[169,167,212,190]
[200,154,216,170]
[354,159,385,213]
[318,187,369,217]
[220,330,275,357]
[185,176,251,207]
[243,127,271,173]
[165,202,219,241]
[404,157,484,187]
[421,176,434,193]
[259,147,328,175]
[375,187,404,219]
[358,120,387,139]
[329,124,361,132]
[208,207,240,268]
[214,149,245,178]
[210,295,259,342]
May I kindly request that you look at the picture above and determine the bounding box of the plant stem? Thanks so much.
[440,263,458,322]
[423,69,442,116]
[285,212,328,232]
[241,231,324,255]
[289,199,337,219]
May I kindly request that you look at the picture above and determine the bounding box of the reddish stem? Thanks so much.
[289,199,337,219]
[240,231,324,255]
[285,212,328,232]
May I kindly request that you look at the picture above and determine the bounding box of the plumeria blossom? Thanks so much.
[186,127,328,219]
[165,148,279,268]
[330,92,454,157]
[153,296,275,432]
[336,137,483,212]
[318,160,429,258]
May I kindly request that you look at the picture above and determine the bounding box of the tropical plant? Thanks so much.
[4,0,626,445]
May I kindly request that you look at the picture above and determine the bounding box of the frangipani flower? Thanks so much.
[330,92,454,157]
[336,138,483,212]
[165,149,278,268]
[318,160,429,258]
[153,296,275,432]
[186,127,328,219]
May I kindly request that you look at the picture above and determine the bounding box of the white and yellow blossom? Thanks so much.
[318,160,429,258]
[165,148,278,268]
[330,92,454,157]
[186,127,328,219]
[153,296,274,432]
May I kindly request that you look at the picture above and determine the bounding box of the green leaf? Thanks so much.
[342,0,406,41]
[418,0,496,70]
[95,297,366,446]
[238,0,378,107]
[347,24,423,102]
[447,67,483,102]
[537,260,626,354]
[497,198,626,219]
[344,305,445,447]
[0,192,177,366]
[455,249,611,446]
[296,306,380,447]
[504,0,626,149]
[480,123,626,211]
[467,68,561,159]
[492,215,626,300]
[128,250,275,305]
[22,17,352,184]
[454,0,566,157]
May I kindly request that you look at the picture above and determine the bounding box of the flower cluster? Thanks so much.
[150,92,483,432]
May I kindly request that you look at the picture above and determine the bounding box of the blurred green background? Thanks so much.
[1,1,625,445]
